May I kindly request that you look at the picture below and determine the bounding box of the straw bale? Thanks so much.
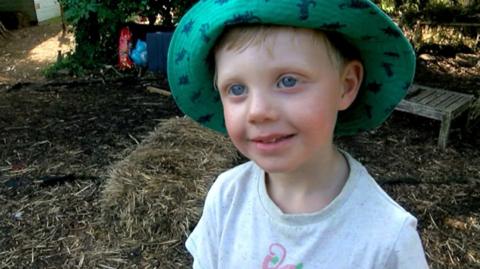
[101,117,239,267]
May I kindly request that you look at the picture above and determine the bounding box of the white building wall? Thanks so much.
[33,0,60,22]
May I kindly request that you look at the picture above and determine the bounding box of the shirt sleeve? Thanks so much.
[385,216,429,269]
[185,179,222,269]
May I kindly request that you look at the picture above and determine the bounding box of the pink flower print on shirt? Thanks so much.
[262,243,304,269]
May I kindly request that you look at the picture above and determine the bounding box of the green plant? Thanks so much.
[50,0,198,77]
[43,52,87,78]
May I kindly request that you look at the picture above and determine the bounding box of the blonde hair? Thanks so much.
[214,25,357,71]
[212,25,362,89]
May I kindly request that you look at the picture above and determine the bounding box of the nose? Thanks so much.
[247,90,277,124]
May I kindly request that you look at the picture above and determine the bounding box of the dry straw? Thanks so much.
[101,117,239,267]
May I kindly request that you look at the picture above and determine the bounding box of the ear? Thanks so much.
[338,60,363,111]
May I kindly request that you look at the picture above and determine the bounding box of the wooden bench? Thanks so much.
[395,84,475,149]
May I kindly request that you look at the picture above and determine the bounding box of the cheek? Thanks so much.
[302,110,338,132]
[223,105,245,143]
[291,96,339,133]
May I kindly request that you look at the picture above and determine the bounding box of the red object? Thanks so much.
[118,27,134,70]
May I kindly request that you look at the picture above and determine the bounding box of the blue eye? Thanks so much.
[278,75,297,88]
[228,84,247,96]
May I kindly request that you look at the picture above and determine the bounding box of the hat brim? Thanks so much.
[167,0,415,135]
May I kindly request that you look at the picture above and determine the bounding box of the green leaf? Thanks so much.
[58,0,199,75]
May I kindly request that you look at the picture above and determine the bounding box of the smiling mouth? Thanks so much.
[252,134,295,144]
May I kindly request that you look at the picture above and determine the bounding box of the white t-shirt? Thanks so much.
[186,152,429,269]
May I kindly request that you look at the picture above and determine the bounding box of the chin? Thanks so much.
[253,160,298,174]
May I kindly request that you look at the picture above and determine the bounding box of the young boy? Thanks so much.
[167,0,429,268]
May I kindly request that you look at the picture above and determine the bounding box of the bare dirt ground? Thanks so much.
[0,19,74,83]
[0,20,479,268]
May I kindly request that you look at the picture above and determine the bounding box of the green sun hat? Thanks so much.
[167,0,415,136]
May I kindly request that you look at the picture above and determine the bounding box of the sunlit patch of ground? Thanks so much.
[0,19,74,83]
[27,32,73,62]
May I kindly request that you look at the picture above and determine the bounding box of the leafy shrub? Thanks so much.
[43,52,88,79]
[51,0,198,76]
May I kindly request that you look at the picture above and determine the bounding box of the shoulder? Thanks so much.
[342,153,428,266]
[214,160,259,185]
[344,152,419,240]
[385,216,429,268]
[204,161,261,208]
[185,163,261,269]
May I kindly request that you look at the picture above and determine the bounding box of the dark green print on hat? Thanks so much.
[167,0,416,136]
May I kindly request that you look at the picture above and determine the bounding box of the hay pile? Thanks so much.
[383,182,480,267]
[101,117,239,267]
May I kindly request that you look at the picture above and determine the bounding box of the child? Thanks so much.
[167,0,429,268]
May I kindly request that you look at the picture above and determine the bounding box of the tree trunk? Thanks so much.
[60,4,66,34]
[73,13,100,63]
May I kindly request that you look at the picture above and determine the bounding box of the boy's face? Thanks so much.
[215,29,359,174]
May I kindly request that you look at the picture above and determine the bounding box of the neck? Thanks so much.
[265,146,349,214]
